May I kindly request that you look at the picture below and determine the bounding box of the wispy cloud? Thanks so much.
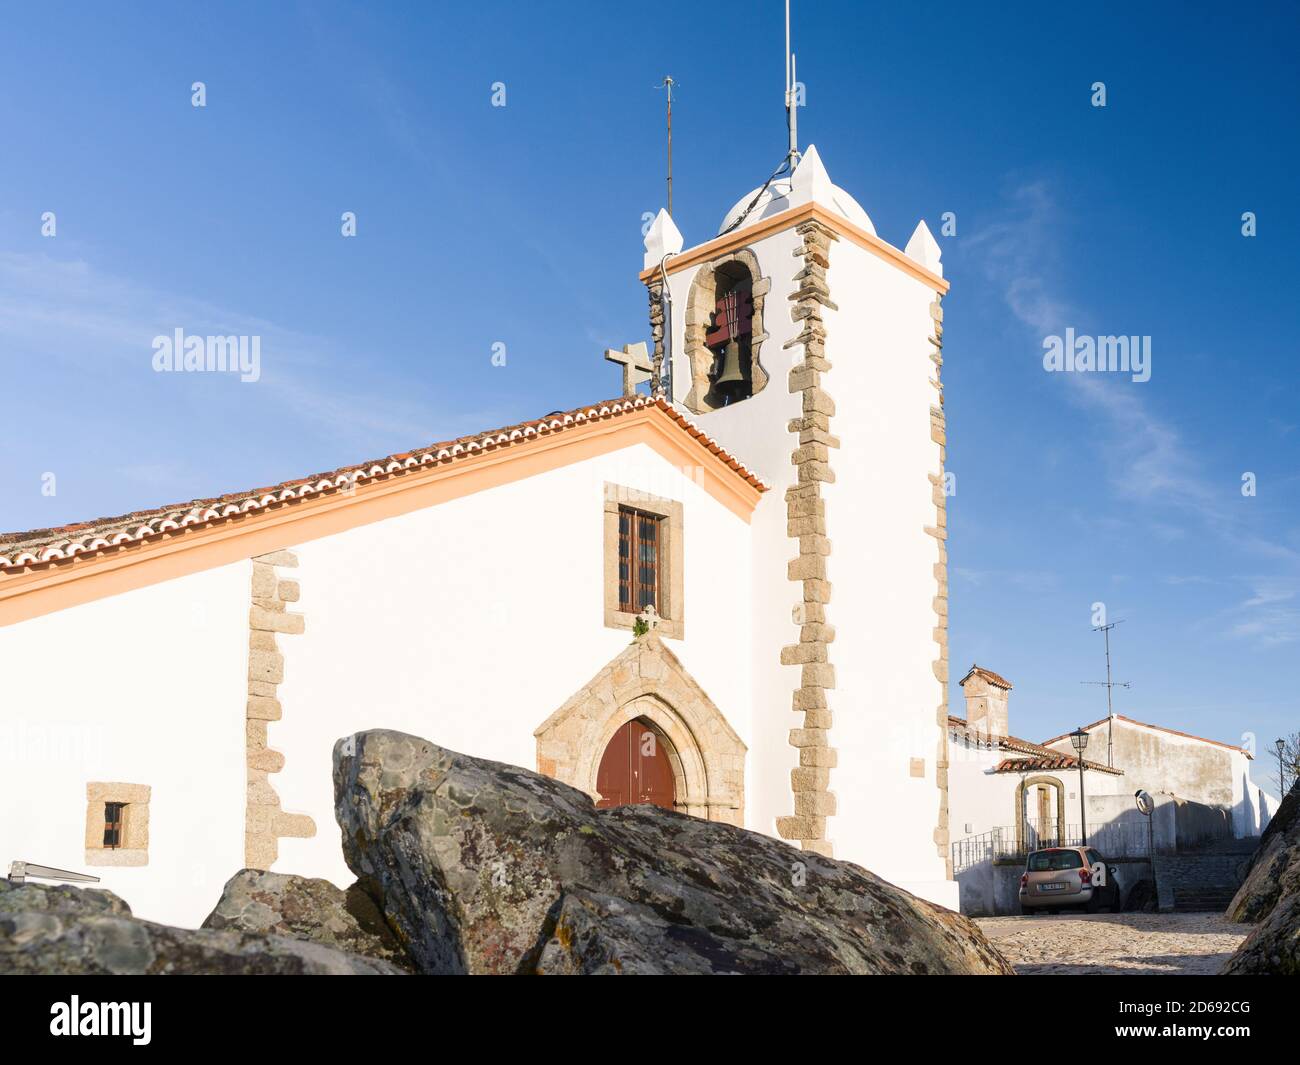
[1224,579,1300,647]
[953,566,1061,594]
[965,179,1300,646]
[0,250,482,448]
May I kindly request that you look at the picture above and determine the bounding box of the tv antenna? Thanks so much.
[657,76,675,216]
[1080,619,1130,768]
[785,0,800,165]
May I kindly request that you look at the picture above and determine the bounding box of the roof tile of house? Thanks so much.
[947,716,1121,774]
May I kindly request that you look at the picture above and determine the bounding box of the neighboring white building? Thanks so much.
[1041,714,1269,839]
[948,667,1129,856]
[948,666,1268,915]
[0,146,959,926]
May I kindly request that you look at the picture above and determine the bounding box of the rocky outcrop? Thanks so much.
[202,869,414,970]
[1221,867,1300,974]
[0,880,405,975]
[1226,783,1299,924]
[333,729,1014,975]
[1222,782,1300,974]
[0,879,132,919]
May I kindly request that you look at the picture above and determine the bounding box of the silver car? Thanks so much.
[1019,846,1122,915]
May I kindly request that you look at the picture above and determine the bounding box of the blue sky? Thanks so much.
[1,1,1296,790]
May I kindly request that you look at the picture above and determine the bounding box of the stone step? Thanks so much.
[1172,890,1237,912]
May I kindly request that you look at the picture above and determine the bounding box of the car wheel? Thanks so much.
[1110,886,1123,913]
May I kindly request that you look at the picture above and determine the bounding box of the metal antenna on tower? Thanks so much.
[785,0,800,165]
[658,75,675,217]
[1080,619,1131,768]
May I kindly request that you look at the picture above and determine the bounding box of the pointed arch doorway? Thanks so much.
[595,718,677,810]
[534,633,747,825]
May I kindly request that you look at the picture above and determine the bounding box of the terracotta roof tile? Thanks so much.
[992,756,1120,775]
[959,664,1013,689]
[0,395,767,574]
[946,716,1121,774]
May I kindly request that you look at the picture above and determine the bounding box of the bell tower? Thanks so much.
[639,145,958,909]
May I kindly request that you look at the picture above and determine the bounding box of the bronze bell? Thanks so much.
[713,339,745,387]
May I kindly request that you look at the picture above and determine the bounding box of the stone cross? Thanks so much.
[637,604,661,630]
[605,341,653,396]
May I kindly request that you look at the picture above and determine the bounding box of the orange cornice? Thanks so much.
[0,406,763,628]
[638,202,950,295]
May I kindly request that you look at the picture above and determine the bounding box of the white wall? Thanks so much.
[0,563,249,927]
[1258,787,1280,831]
[947,739,1019,840]
[1045,719,1258,838]
[665,220,955,907]
[819,239,951,901]
[274,443,754,887]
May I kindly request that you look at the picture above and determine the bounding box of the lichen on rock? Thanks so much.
[332,729,1014,975]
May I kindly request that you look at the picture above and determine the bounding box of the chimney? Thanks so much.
[960,665,1012,738]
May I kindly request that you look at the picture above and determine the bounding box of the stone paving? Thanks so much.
[975,912,1247,975]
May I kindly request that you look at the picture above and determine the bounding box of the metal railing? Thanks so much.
[952,821,1151,873]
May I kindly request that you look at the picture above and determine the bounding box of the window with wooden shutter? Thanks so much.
[618,506,660,614]
[603,484,683,639]
[103,802,125,849]
[85,783,150,866]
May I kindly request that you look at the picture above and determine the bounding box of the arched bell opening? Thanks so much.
[682,250,770,414]
[704,262,755,409]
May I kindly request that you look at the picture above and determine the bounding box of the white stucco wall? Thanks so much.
[663,216,954,907]
[947,740,1020,840]
[820,239,951,902]
[273,442,754,888]
[0,563,249,928]
[1045,718,1258,837]
[1257,787,1280,831]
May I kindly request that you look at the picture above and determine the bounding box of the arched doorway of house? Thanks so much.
[1015,774,1066,852]
[595,718,676,811]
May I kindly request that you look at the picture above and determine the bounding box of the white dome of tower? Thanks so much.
[717,145,875,236]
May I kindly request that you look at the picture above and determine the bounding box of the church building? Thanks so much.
[0,145,957,926]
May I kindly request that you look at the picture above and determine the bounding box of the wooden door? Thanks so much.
[596,720,675,811]
[1036,786,1058,845]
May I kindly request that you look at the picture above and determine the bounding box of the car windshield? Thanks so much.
[1028,850,1083,871]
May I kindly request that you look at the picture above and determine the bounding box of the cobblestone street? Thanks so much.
[975,912,1247,975]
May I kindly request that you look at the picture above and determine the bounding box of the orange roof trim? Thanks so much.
[0,394,766,578]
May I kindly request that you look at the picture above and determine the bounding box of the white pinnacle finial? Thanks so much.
[787,144,834,211]
[904,220,943,277]
[643,208,684,271]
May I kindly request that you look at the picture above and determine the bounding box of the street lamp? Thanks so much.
[1277,738,1288,796]
[1071,727,1090,846]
